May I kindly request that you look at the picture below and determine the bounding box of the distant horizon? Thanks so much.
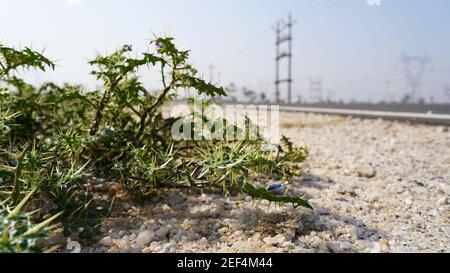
[1,0,449,103]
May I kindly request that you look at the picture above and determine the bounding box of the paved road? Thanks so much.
[279,105,450,126]
[293,103,450,115]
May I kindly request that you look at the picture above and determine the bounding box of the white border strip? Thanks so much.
[279,106,450,122]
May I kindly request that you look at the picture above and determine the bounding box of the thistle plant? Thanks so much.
[0,36,311,252]
[0,190,62,253]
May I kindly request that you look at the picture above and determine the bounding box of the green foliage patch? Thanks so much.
[0,37,310,252]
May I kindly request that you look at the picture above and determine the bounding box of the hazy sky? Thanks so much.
[1,0,449,102]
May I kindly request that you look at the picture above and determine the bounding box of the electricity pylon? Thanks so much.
[401,54,430,103]
[309,77,323,103]
[274,14,296,104]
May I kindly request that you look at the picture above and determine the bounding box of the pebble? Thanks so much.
[437,196,448,206]
[199,237,209,246]
[136,231,155,247]
[405,198,413,206]
[326,163,342,170]
[100,236,113,246]
[142,247,152,253]
[263,235,286,246]
[156,227,169,239]
[437,183,450,195]
[379,239,390,253]
[355,165,377,179]
[282,241,294,248]
[263,236,274,245]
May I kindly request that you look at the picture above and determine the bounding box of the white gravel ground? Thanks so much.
[78,113,449,253]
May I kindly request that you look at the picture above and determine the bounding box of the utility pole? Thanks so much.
[273,14,296,104]
[275,21,280,103]
[287,14,293,104]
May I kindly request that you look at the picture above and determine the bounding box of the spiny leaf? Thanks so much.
[241,182,312,209]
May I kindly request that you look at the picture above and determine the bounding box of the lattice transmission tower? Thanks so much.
[401,54,430,103]
[273,14,296,104]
